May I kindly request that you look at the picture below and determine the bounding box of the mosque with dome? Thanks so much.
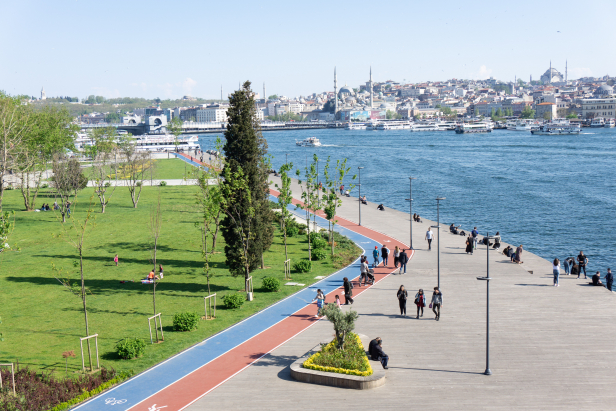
[539,61,566,84]
[332,67,391,121]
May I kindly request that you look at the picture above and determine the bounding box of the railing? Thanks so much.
[204,293,217,320]
[148,313,164,344]
[79,334,100,372]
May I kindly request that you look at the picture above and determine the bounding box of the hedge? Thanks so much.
[48,371,133,411]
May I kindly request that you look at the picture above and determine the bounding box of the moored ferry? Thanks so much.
[454,122,492,134]
[376,120,412,130]
[410,122,442,132]
[590,117,605,127]
[134,134,200,151]
[345,122,367,130]
[531,121,581,135]
[605,118,615,128]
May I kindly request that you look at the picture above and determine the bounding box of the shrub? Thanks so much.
[173,311,199,331]
[293,259,312,273]
[104,182,111,188]
[159,180,167,186]
[136,181,142,187]
[115,338,146,359]
[312,248,327,261]
[312,237,327,250]
[285,222,299,237]
[262,276,281,292]
[41,183,49,189]
[309,231,321,244]
[303,333,372,377]
[222,293,245,309]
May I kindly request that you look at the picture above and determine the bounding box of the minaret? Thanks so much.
[550,60,552,83]
[263,82,266,101]
[334,67,338,116]
[40,87,46,100]
[369,66,374,109]
[220,86,223,103]
[565,60,568,83]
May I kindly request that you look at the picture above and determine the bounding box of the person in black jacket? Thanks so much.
[368,337,389,369]
[343,277,354,305]
[606,268,613,292]
[397,285,408,316]
[398,249,409,274]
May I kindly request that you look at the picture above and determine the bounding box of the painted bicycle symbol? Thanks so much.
[148,405,168,411]
[104,398,128,406]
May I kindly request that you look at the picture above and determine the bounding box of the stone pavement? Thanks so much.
[186,176,616,411]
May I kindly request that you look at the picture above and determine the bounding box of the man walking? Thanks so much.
[606,268,613,292]
[425,227,433,251]
[381,244,390,267]
[431,287,443,321]
[359,256,368,286]
[471,227,479,249]
[577,251,589,279]
[398,249,409,274]
[368,337,389,369]
[372,246,380,267]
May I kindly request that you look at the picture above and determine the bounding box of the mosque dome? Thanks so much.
[339,85,354,97]
[595,84,614,96]
[540,67,564,83]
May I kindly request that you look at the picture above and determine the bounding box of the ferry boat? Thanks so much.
[454,122,492,134]
[505,120,518,130]
[366,121,380,130]
[531,120,581,135]
[604,118,615,128]
[346,122,367,130]
[514,119,539,131]
[410,122,442,132]
[296,137,322,147]
[437,121,458,131]
[376,121,412,130]
[590,117,605,127]
[134,134,200,151]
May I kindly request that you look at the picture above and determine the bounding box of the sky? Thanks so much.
[2,0,615,100]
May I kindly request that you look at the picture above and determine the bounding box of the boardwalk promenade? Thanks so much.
[187,177,616,410]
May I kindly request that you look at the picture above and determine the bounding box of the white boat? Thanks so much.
[590,117,605,128]
[531,120,581,135]
[376,121,412,130]
[505,120,518,130]
[604,118,615,128]
[296,137,322,147]
[454,122,492,134]
[346,122,367,130]
[134,134,200,151]
[366,121,380,130]
[410,122,443,132]
[514,119,538,131]
[437,121,458,131]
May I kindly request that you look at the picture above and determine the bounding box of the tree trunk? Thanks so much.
[80,250,93,371]
[211,210,221,249]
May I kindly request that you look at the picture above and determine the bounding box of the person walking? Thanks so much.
[425,227,433,251]
[114,254,119,266]
[471,227,479,249]
[398,249,409,274]
[381,244,390,267]
[430,287,443,321]
[606,268,613,292]
[340,185,344,195]
[372,246,380,267]
[415,289,426,318]
[359,256,369,286]
[553,258,561,287]
[514,245,524,264]
[465,236,473,255]
[393,246,400,268]
[577,251,588,279]
[334,294,342,308]
[343,277,354,305]
[397,285,408,316]
[313,289,325,317]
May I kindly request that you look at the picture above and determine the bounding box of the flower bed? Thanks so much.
[303,333,372,377]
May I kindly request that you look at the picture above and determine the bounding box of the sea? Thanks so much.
[199,127,616,275]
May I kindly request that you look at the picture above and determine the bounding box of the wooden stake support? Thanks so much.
[204,293,217,320]
[79,335,100,372]
[0,363,15,395]
[148,313,164,344]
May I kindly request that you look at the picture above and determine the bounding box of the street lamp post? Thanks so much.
[358,167,364,226]
[405,177,417,249]
[477,231,494,376]
[435,197,445,290]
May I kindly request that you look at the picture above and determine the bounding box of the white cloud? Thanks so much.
[472,65,493,80]
[180,77,197,96]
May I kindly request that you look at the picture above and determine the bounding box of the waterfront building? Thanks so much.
[535,102,557,120]
[580,98,616,119]
[196,104,230,123]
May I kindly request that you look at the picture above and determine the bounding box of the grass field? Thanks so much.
[0,182,359,377]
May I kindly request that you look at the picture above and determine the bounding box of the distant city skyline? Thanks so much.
[2,0,614,100]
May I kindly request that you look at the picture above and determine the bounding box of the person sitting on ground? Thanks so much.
[40,204,46,212]
[590,271,604,286]
[361,195,367,205]
[368,337,389,369]
[502,245,512,257]
[345,190,350,197]
[416,214,422,223]
[481,237,493,247]
[449,224,460,235]
[492,232,501,249]
[377,204,385,211]
[146,270,159,281]
[53,201,59,210]
[513,245,523,264]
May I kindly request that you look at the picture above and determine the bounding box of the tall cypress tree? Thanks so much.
[221,81,274,277]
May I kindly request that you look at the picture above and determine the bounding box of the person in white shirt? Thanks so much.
[425,228,434,251]
[553,258,561,286]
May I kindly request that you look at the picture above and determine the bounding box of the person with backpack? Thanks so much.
[343,277,354,305]
[372,246,380,267]
[430,287,443,321]
[397,285,408,316]
[398,249,409,274]
[381,244,390,267]
[415,289,426,318]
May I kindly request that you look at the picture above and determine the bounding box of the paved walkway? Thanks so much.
[73,185,412,411]
[184,176,616,411]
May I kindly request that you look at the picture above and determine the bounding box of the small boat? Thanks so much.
[296,137,322,147]
[346,122,367,130]
[590,117,605,128]
[531,120,581,135]
[604,118,615,128]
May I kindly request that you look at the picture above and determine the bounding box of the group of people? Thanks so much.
[412,213,422,222]
[501,245,524,264]
[551,252,613,291]
[397,286,442,320]
[39,202,61,212]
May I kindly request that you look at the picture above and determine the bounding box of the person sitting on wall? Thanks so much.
[361,195,368,205]
[368,337,389,369]
[377,204,385,211]
[590,271,604,286]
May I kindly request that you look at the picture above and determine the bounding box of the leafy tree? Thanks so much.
[95,96,105,104]
[105,113,121,123]
[89,126,119,213]
[520,106,535,119]
[543,111,552,120]
[52,157,88,222]
[119,136,152,208]
[386,110,402,119]
[322,157,354,256]
[496,108,503,117]
[566,112,578,119]
[321,303,358,349]
[322,99,336,113]
[167,117,183,151]
[221,81,274,278]
[268,95,278,100]
[274,162,294,278]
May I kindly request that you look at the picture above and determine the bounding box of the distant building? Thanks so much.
[196,104,229,123]
[535,102,557,120]
[40,87,46,100]
[540,62,564,84]
[580,98,616,119]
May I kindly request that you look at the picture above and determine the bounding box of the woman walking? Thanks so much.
[465,236,473,255]
[431,287,443,321]
[514,245,524,264]
[397,285,408,316]
[343,277,354,305]
[393,246,400,268]
[414,289,426,318]
[553,258,560,287]
[313,289,325,317]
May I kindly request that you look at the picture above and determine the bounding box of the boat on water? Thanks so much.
[346,122,367,130]
[296,137,322,147]
[376,120,413,130]
[604,118,615,128]
[513,119,540,131]
[134,134,200,151]
[437,121,458,131]
[505,120,518,130]
[366,121,380,130]
[454,122,492,134]
[531,120,581,135]
[410,121,443,132]
[590,117,605,128]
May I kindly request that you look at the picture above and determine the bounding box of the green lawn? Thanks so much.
[0,184,358,376]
